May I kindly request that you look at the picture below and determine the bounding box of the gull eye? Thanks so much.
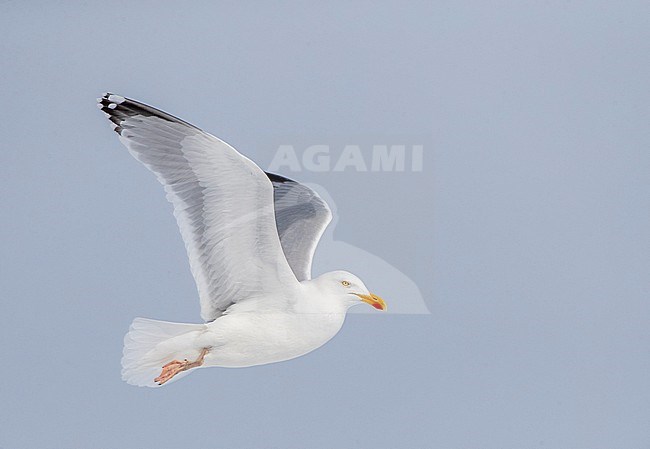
[341,280,351,287]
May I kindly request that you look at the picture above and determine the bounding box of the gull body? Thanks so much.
[98,94,386,387]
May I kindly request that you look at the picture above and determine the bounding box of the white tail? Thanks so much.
[121,317,207,387]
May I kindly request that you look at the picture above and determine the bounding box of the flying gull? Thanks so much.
[97,93,387,387]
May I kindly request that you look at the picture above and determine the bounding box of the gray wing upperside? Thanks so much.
[265,173,332,281]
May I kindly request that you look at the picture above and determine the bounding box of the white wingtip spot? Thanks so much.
[108,103,117,109]
[96,102,104,109]
[108,94,125,104]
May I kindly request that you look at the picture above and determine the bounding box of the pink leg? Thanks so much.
[154,347,209,385]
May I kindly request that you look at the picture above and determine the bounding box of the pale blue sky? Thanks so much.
[1,2,649,448]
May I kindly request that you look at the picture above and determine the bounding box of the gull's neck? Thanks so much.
[297,278,349,315]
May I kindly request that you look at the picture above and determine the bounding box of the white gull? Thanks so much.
[97,93,386,387]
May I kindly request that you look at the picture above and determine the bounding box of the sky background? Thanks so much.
[1,1,649,448]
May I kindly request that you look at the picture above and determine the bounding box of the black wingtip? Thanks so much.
[97,93,128,131]
[266,172,296,184]
[97,93,201,134]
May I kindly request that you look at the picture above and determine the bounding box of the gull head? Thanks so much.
[314,270,387,311]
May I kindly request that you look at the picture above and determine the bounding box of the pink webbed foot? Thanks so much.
[154,348,210,385]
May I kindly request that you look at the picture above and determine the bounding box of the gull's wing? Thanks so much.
[265,173,332,281]
[98,93,298,322]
